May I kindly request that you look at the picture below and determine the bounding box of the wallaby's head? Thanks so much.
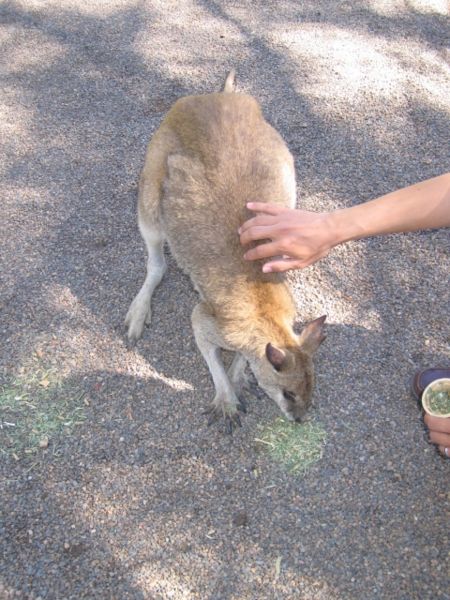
[249,316,326,422]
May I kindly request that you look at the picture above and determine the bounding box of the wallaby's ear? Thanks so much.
[265,343,287,372]
[298,315,327,354]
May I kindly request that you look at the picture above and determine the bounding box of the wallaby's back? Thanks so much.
[160,91,296,298]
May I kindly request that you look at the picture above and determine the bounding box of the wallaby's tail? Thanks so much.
[223,69,236,93]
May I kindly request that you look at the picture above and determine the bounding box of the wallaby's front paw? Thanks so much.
[203,397,245,434]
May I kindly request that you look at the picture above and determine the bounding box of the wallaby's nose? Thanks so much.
[295,416,303,424]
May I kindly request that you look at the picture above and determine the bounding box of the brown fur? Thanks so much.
[125,72,326,426]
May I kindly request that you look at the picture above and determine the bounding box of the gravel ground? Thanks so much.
[1,1,449,598]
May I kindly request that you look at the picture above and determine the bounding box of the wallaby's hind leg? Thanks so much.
[125,214,166,340]
[125,125,175,340]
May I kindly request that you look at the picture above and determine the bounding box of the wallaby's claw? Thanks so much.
[225,417,233,435]
[225,414,241,434]
[203,404,243,433]
[207,412,220,427]
[202,406,219,426]
[237,399,247,413]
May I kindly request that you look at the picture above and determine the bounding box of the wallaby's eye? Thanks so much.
[283,390,296,403]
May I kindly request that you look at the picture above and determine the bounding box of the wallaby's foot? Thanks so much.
[205,407,242,434]
[203,394,245,434]
[126,219,166,340]
[125,293,151,340]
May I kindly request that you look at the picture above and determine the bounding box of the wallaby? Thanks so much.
[125,71,326,432]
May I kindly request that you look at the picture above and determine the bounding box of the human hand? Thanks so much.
[424,413,450,457]
[239,202,336,273]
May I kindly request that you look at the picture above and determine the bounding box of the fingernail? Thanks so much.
[237,227,241,234]
[247,202,254,208]
[262,264,272,273]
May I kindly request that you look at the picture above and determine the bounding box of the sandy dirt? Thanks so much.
[1,1,449,598]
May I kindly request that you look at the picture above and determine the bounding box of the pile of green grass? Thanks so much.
[255,417,327,475]
[0,367,85,459]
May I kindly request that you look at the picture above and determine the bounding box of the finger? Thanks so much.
[263,251,329,273]
[262,258,307,273]
[438,445,449,458]
[424,414,450,433]
[244,241,282,261]
[428,430,450,447]
[246,202,287,216]
[240,224,276,245]
[238,214,276,235]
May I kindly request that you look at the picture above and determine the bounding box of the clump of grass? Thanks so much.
[255,417,327,475]
[0,366,86,459]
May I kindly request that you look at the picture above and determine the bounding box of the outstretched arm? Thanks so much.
[239,173,450,273]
